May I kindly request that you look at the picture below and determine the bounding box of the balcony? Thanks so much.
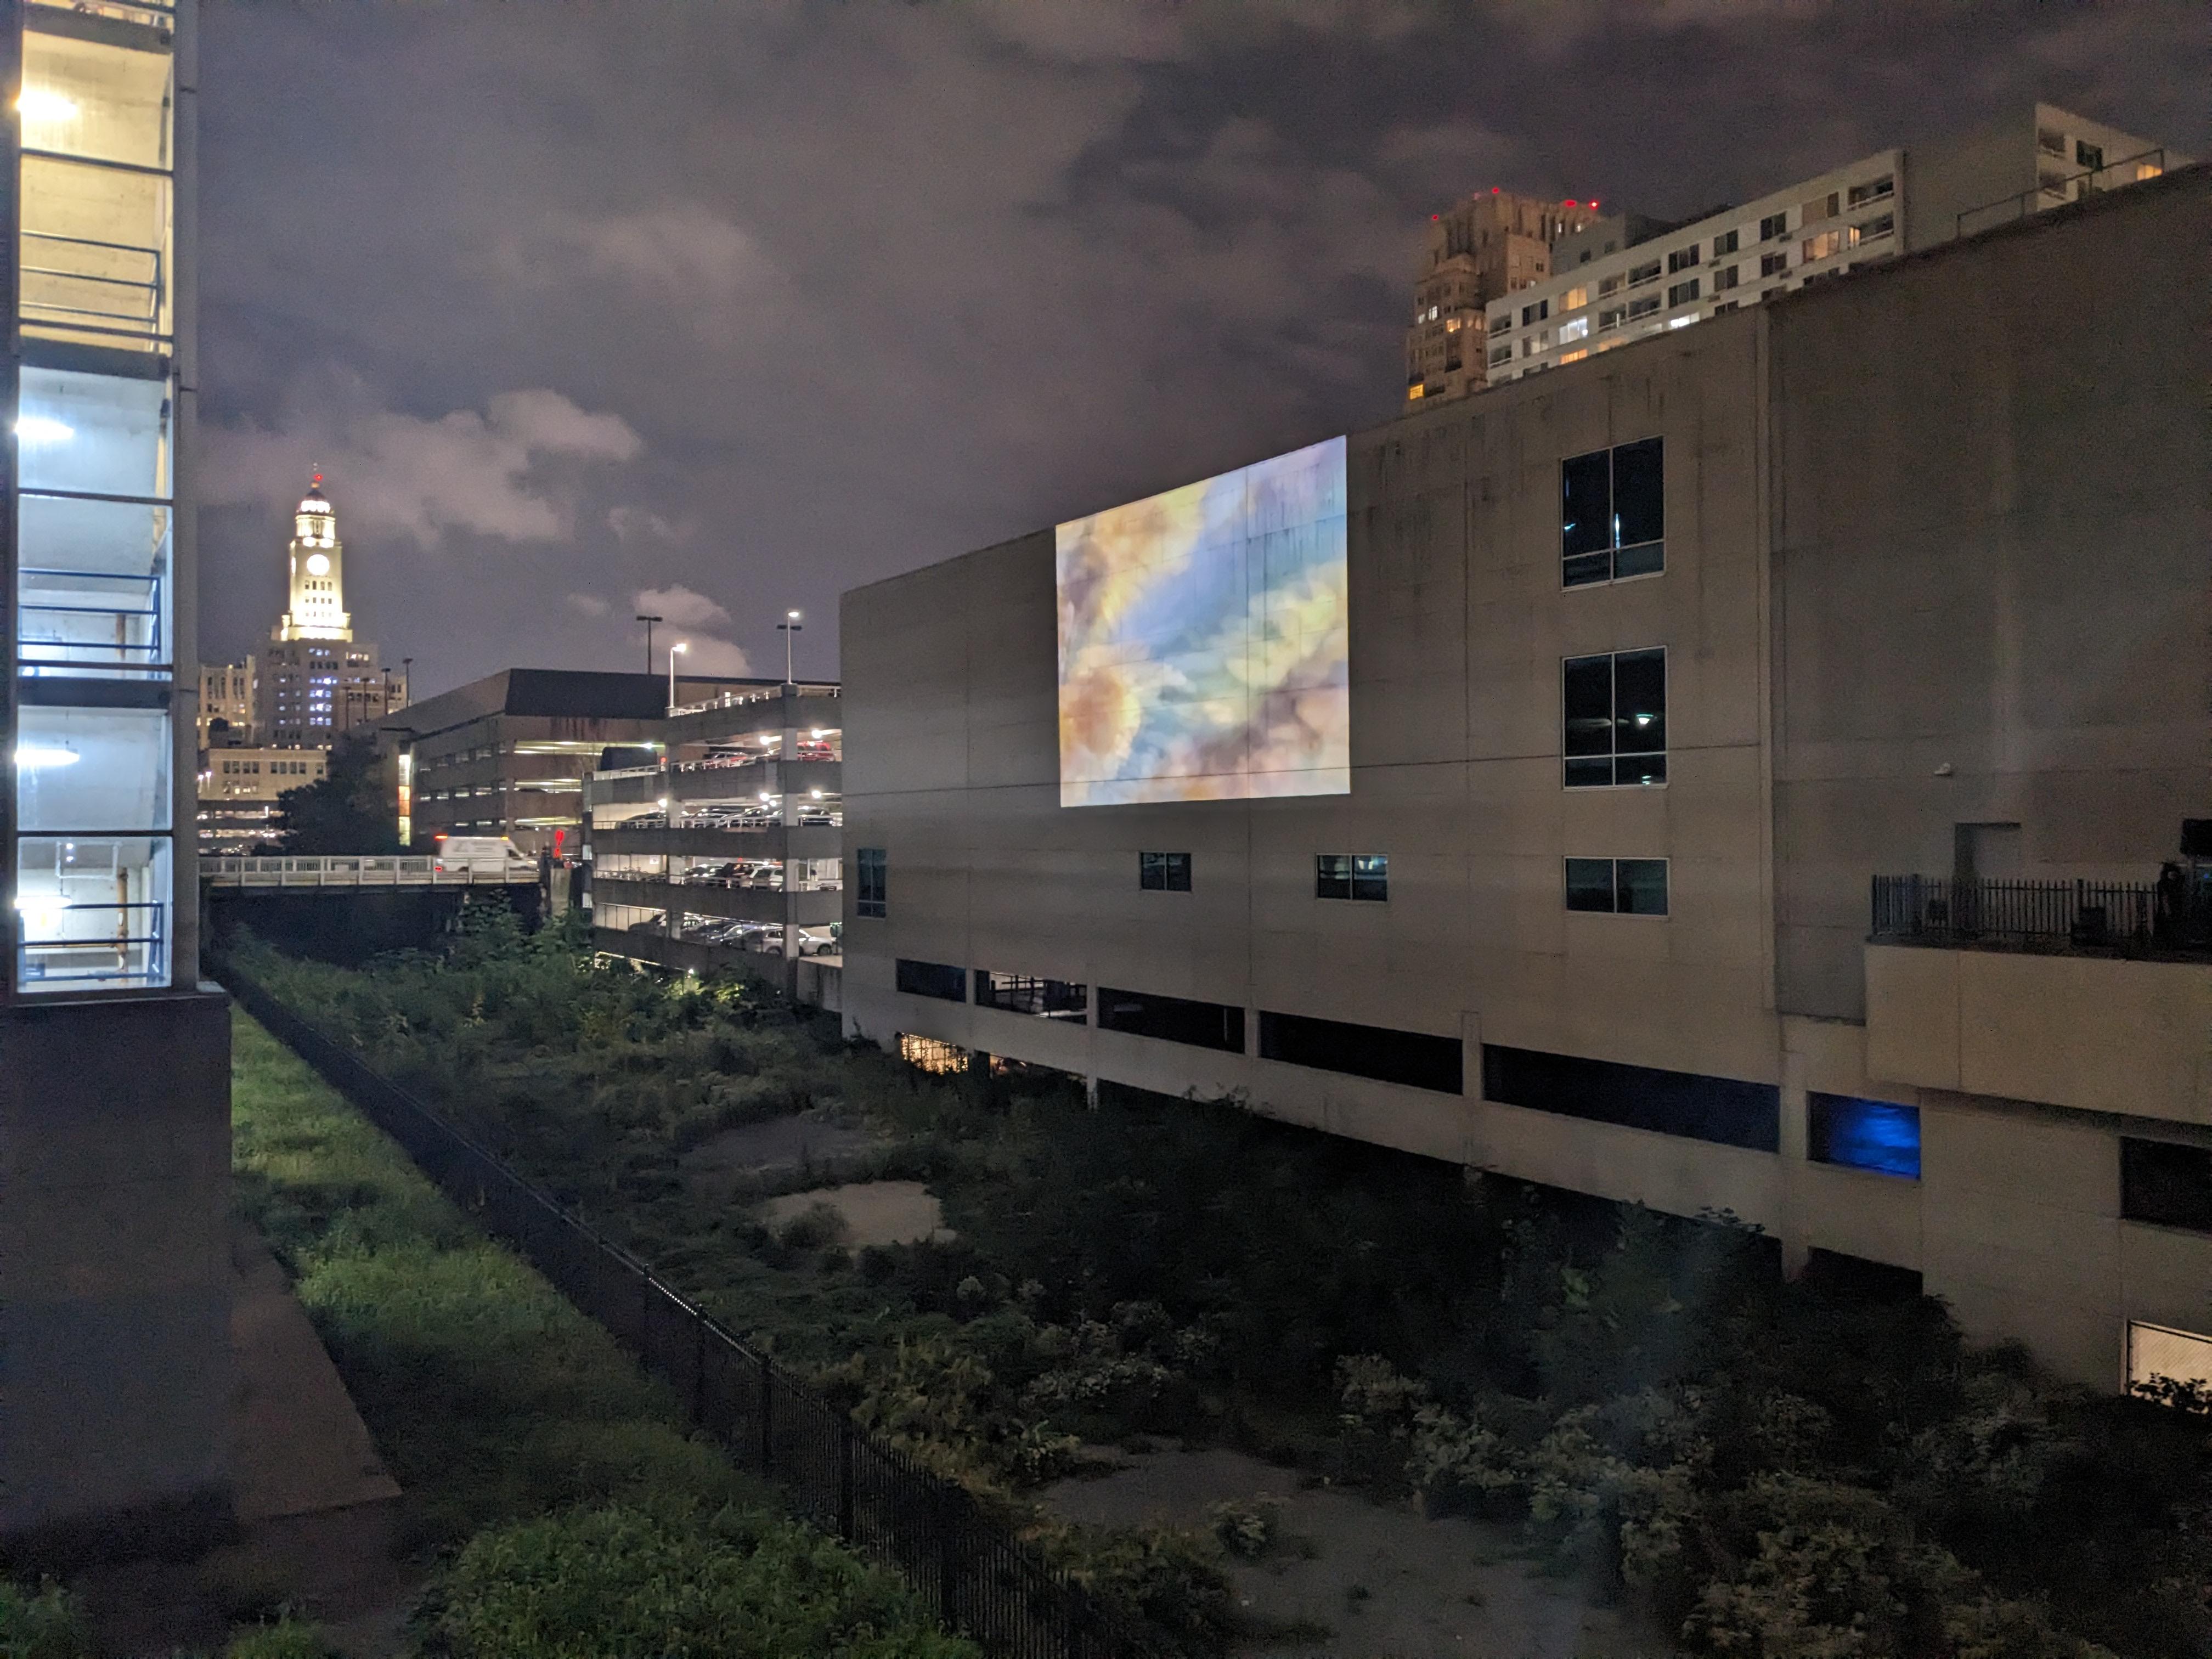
[589,821,840,861]
[1866,874,2212,1126]
[590,874,841,929]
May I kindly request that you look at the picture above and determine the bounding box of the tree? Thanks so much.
[270,731,402,853]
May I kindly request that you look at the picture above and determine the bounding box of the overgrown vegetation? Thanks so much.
[224,906,2212,1657]
[228,1003,972,1657]
[0,1580,333,1659]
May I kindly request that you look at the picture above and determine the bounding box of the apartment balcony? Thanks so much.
[1865,875,2212,1127]
[590,874,841,929]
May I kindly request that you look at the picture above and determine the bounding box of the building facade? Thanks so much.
[1404,189,1598,406]
[196,655,252,745]
[195,744,326,854]
[1488,103,2181,385]
[842,168,2212,1393]
[2,0,235,1551]
[256,477,405,748]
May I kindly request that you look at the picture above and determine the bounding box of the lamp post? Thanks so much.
[777,610,803,685]
[667,640,687,715]
[636,613,662,675]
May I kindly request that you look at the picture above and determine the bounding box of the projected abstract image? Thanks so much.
[1056,436,1348,807]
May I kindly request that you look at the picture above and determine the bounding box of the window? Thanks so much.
[1563,285,1589,311]
[855,847,887,917]
[1759,210,1789,241]
[2039,169,2071,198]
[1760,251,1788,278]
[1559,316,1590,343]
[1260,1011,1463,1094]
[1097,986,1244,1052]
[1627,259,1661,287]
[1667,278,1700,307]
[899,1034,968,1075]
[1559,436,1663,586]
[1562,648,1666,787]
[895,958,966,1002]
[1558,349,1588,365]
[1846,175,1894,207]
[2037,126,2065,156]
[1712,229,1739,257]
[1626,294,1661,320]
[1596,306,1626,331]
[1802,229,1844,262]
[1483,1045,1779,1152]
[1667,245,1700,273]
[1489,345,1511,368]
[1139,851,1192,891]
[1712,265,1740,292]
[1598,274,1622,296]
[2130,1322,2212,1395]
[1564,857,1669,915]
[1521,299,1549,325]
[1809,1095,1922,1179]
[1316,854,1388,901]
[2075,139,2102,170]
[2122,1138,2212,1232]
[1801,190,1838,223]
[1849,213,1894,246]
[974,970,1087,1021]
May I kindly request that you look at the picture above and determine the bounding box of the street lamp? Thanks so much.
[636,613,663,675]
[667,640,687,714]
[777,609,803,685]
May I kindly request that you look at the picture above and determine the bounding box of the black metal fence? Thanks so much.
[221,966,1161,1659]
[1870,874,2181,953]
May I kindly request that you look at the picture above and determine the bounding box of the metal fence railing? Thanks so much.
[1867,873,2205,955]
[220,964,1159,1659]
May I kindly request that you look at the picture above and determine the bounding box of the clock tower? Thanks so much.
[255,473,405,747]
[275,473,352,642]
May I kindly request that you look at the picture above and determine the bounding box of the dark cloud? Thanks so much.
[196,0,2208,693]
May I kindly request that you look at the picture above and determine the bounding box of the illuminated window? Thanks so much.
[898,1033,968,1075]
[1558,348,1588,365]
[2130,1322,2212,1398]
[1559,316,1590,343]
[1560,436,1663,586]
[1316,854,1387,902]
[1565,857,1668,916]
[1802,229,1844,262]
[1810,1095,1921,1178]
[1562,648,1666,788]
[1563,285,1589,311]
[1139,851,1192,891]
[2135,161,2164,182]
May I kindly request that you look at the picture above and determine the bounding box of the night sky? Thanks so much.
[195,0,2207,695]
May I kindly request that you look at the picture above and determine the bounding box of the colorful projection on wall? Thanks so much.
[1056,436,1348,807]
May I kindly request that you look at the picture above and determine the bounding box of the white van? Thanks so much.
[433,835,529,877]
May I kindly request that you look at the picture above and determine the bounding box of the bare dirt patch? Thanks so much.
[683,1110,881,1183]
[1041,1446,1667,1659]
[758,1180,951,1249]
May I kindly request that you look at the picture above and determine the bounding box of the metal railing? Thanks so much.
[1956,146,2170,239]
[20,230,168,347]
[205,855,535,888]
[218,965,1158,1659]
[667,684,842,718]
[1867,873,2212,955]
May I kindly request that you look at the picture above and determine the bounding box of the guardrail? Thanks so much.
[205,855,536,888]
[1869,873,2212,956]
[1956,146,2169,239]
[218,964,1156,1659]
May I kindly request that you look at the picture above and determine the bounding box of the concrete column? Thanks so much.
[780,687,801,996]
[1778,1047,1811,1278]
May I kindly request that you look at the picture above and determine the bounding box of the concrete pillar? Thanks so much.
[780,686,800,997]
[1778,1047,1811,1278]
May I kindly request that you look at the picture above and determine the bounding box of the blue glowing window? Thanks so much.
[1809,1093,1920,1179]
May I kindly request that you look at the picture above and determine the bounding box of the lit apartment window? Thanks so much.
[1562,285,1589,311]
[1316,854,1387,901]
[1803,229,1844,262]
[1559,316,1590,343]
[1562,648,1666,787]
[1713,266,1740,292]
[1759,210,1790,240]
[1559,348,1589,365]
[1667,278,1700,307]
[1712,228,1740,257]
[2130,1322,2212,1396]
[1564,856,1668,915]
[1560,436,1663,585]
[1849,213,1894,246]
[1139,851,1191,891]
[1760,251,1788,278]
[1667,246,1700,273]
[855,847,887,917]
[2122,1137,2212,1232]
[1627,259,1661,287]
[1810,1094,1922,1179]
[1846,175,1894,207]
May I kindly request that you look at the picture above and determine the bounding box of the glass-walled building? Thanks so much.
[3,0,233,1555]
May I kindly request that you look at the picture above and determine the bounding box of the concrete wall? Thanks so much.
[0,992,234,1553]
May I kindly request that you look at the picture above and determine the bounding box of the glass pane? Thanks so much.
[1612,438,1664,547]
[1620,754,1668,787]
[1564,757,1613,789]
[1562,550,1613,588]
[15,704,173,832]
[1560,450,1612,558]
[15,367,173,498]
[1562,655,1615,757]
[1614,648,1666,755]
[1167,854,1192,892]
[1316,855,1351,899]
[1616,859,1669,915]
[15,833,170,991]
[1351,854,1389,901]
[1565,858,1615,912]
[20,156,173,349]
[1810,1096,1921,1178]
[20,27,174,170]
[1612,539,1663,579]
[1140,852,1164,889]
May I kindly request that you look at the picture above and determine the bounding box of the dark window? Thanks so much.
[1627,259,1661,286]
[1560,436,1663,586]
[1139,851,1192,891]
[974,970,1087,1021]
[2122,1138,2212,1233]
[1563,648,1666,789]
[1317,854,1388,901]
[895,958,966,1002]
[1809,1094,1922,1179]
[1596,306,1626,331]
[1097,986,1244,1052]
[1760,251,1788,278]
[1260,1011,1463,1094]
[1667,245,1700,273]
[2076,139,2103,170]
[1667,278,1700,307]
[1759,211,1789,241]
[1483,1044,1780,1152]
[1566,857,1669,915]
[856,848,887,917]
[1712,265,1739,292]
[1626,294,1661,319]
[1846,175,1893,207]
[1803,1249,1923,1302]
[1712,229,1740,256]
[1521,299,1548,325]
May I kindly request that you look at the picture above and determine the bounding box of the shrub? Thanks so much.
[776,1199,849,1251]
[223,1620,341,1658]
[0,1582,91,1659]
[1207,1495,1281,1559]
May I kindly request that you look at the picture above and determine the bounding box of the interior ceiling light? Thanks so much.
[14,893,72,917]
[16,87,78,122]
[14,416,74,444]
[15,744,80,769]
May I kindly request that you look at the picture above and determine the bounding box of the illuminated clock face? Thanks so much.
[306,552,331,576]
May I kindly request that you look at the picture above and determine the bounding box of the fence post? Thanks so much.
[758,1350,774,1475]
[837,1416,856,1542]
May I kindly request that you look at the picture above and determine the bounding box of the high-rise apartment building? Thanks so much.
[3,0,235,1550]
[1404,190,1599,405]
[1487,103,2182,385]
[842,168,2212,1394]
[256,477,406,747]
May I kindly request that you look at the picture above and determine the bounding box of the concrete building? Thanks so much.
[197,656,253,746]
[1405,189,1599,406]
[2,0,236,1552]
[584,680,844,1007]
[1489,103,2182,385]
[195,744,328,854]
[257,477,406,748]
[840,167,2212,1393]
